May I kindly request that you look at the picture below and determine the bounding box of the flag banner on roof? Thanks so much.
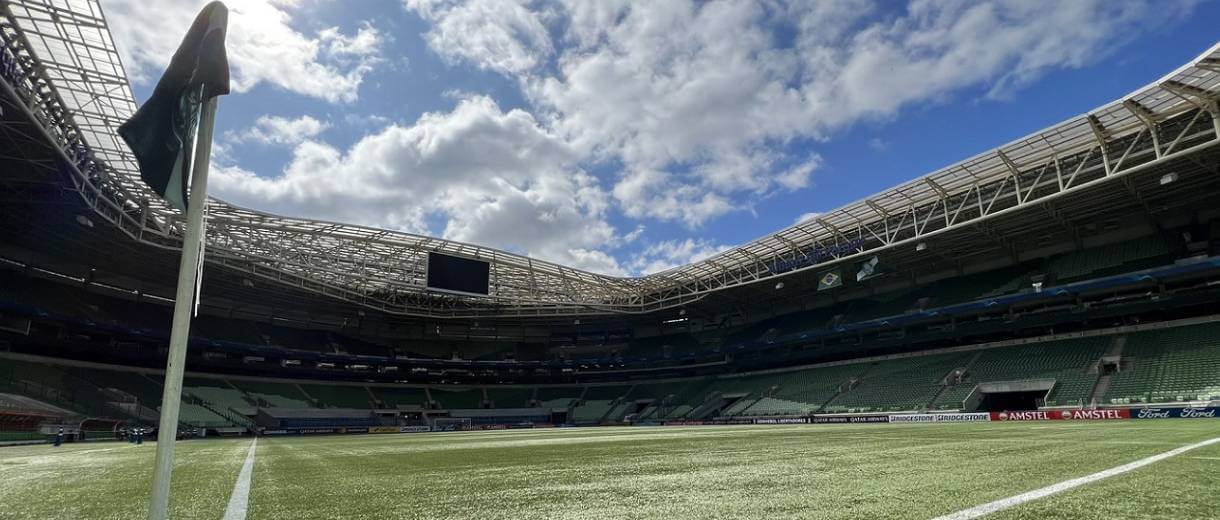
[118,1,229,212]
[817,270,842,291]
[857,256,880,282]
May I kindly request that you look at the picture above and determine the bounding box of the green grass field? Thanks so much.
[1,421,1218,519]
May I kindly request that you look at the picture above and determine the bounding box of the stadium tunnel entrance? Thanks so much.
[977,390,1047,412]
[966,380,1055,412]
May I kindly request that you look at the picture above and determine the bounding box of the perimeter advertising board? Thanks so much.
[991,409,1130,421]
[889,413,991,423]
[1129,407,1219,419]
[810,415,890,424]
[754,418,808,424]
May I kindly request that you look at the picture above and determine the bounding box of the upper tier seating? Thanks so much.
[1047,236,1169,282]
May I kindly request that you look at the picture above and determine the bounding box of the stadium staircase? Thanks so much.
[573,385,633,423]
[134,374,228,429]
[181,378,257,429]
[295,384,319,407]
[845,353,971,413]
[229,380,314,408]
[533,386,581,422]
[685,393,727,420]
[364,386,384,409]
[925,352,983,410]
[629,381,698,420]
[1084,336,1127,407]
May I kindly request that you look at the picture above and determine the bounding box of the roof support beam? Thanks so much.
[1123,99,1161,159]
[1086,115,1112,176]
[1160,80,1219,137]
[996,151,1024,204]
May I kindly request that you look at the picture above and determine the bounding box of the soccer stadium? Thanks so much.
[1,1,1219,519]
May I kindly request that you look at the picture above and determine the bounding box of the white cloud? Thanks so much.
[405,0,554,75]
[629,238,730,275]
[211,95,627,274]
[107,0,384,103]
[407,0,1193,229]
[801,0,1196,124]
[229,115,329,147]
[794,212,821,225]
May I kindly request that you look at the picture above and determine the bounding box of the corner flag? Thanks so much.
[118,1,229,212]
[118,4,230,520]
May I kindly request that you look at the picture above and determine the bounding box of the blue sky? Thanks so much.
[106,0,1218,276]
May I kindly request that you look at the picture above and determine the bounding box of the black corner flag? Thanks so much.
[119,1,230,212]
[124,4,232,520]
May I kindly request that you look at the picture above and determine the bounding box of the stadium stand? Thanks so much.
[184,378,252,411]
[177,403,231,429]
[372,387,430,409]
[758,364,869,414]
[430,387,484,409]
[572,400,616,423]
[1,312,1219,432]
[931,337,1110,410]
[1047,236,1170,283]
[485,386,534,408]
[535,387,582,409]
[1,0,1219,453]
[1105,322,1220,404]
[229,381,313,408]
[300,384,373,409]
[822,353,970,413]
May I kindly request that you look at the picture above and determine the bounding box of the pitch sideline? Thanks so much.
[222,437,258,520]
[931,436,1220,520]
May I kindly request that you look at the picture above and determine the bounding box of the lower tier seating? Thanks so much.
[3,318,1218,423]
[1105,322,1220,404]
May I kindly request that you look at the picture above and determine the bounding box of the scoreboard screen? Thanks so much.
[425,252,490,296]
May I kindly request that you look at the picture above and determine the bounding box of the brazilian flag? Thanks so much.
[817,270,842,291]
[119,1,229,212]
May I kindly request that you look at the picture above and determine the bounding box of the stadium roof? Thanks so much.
[2,0,1220,317]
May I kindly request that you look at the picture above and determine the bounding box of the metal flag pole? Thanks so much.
[147,94,219,520]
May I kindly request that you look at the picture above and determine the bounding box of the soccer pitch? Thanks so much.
[1,421,1218,520]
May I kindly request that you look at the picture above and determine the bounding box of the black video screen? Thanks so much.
[426,252,490,296]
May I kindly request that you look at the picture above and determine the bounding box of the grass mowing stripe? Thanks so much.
[931,436,1220,520]
[222,438,258,520]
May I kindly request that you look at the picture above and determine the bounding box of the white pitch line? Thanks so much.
[223,437,258,520]
[931,436,1220,520]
